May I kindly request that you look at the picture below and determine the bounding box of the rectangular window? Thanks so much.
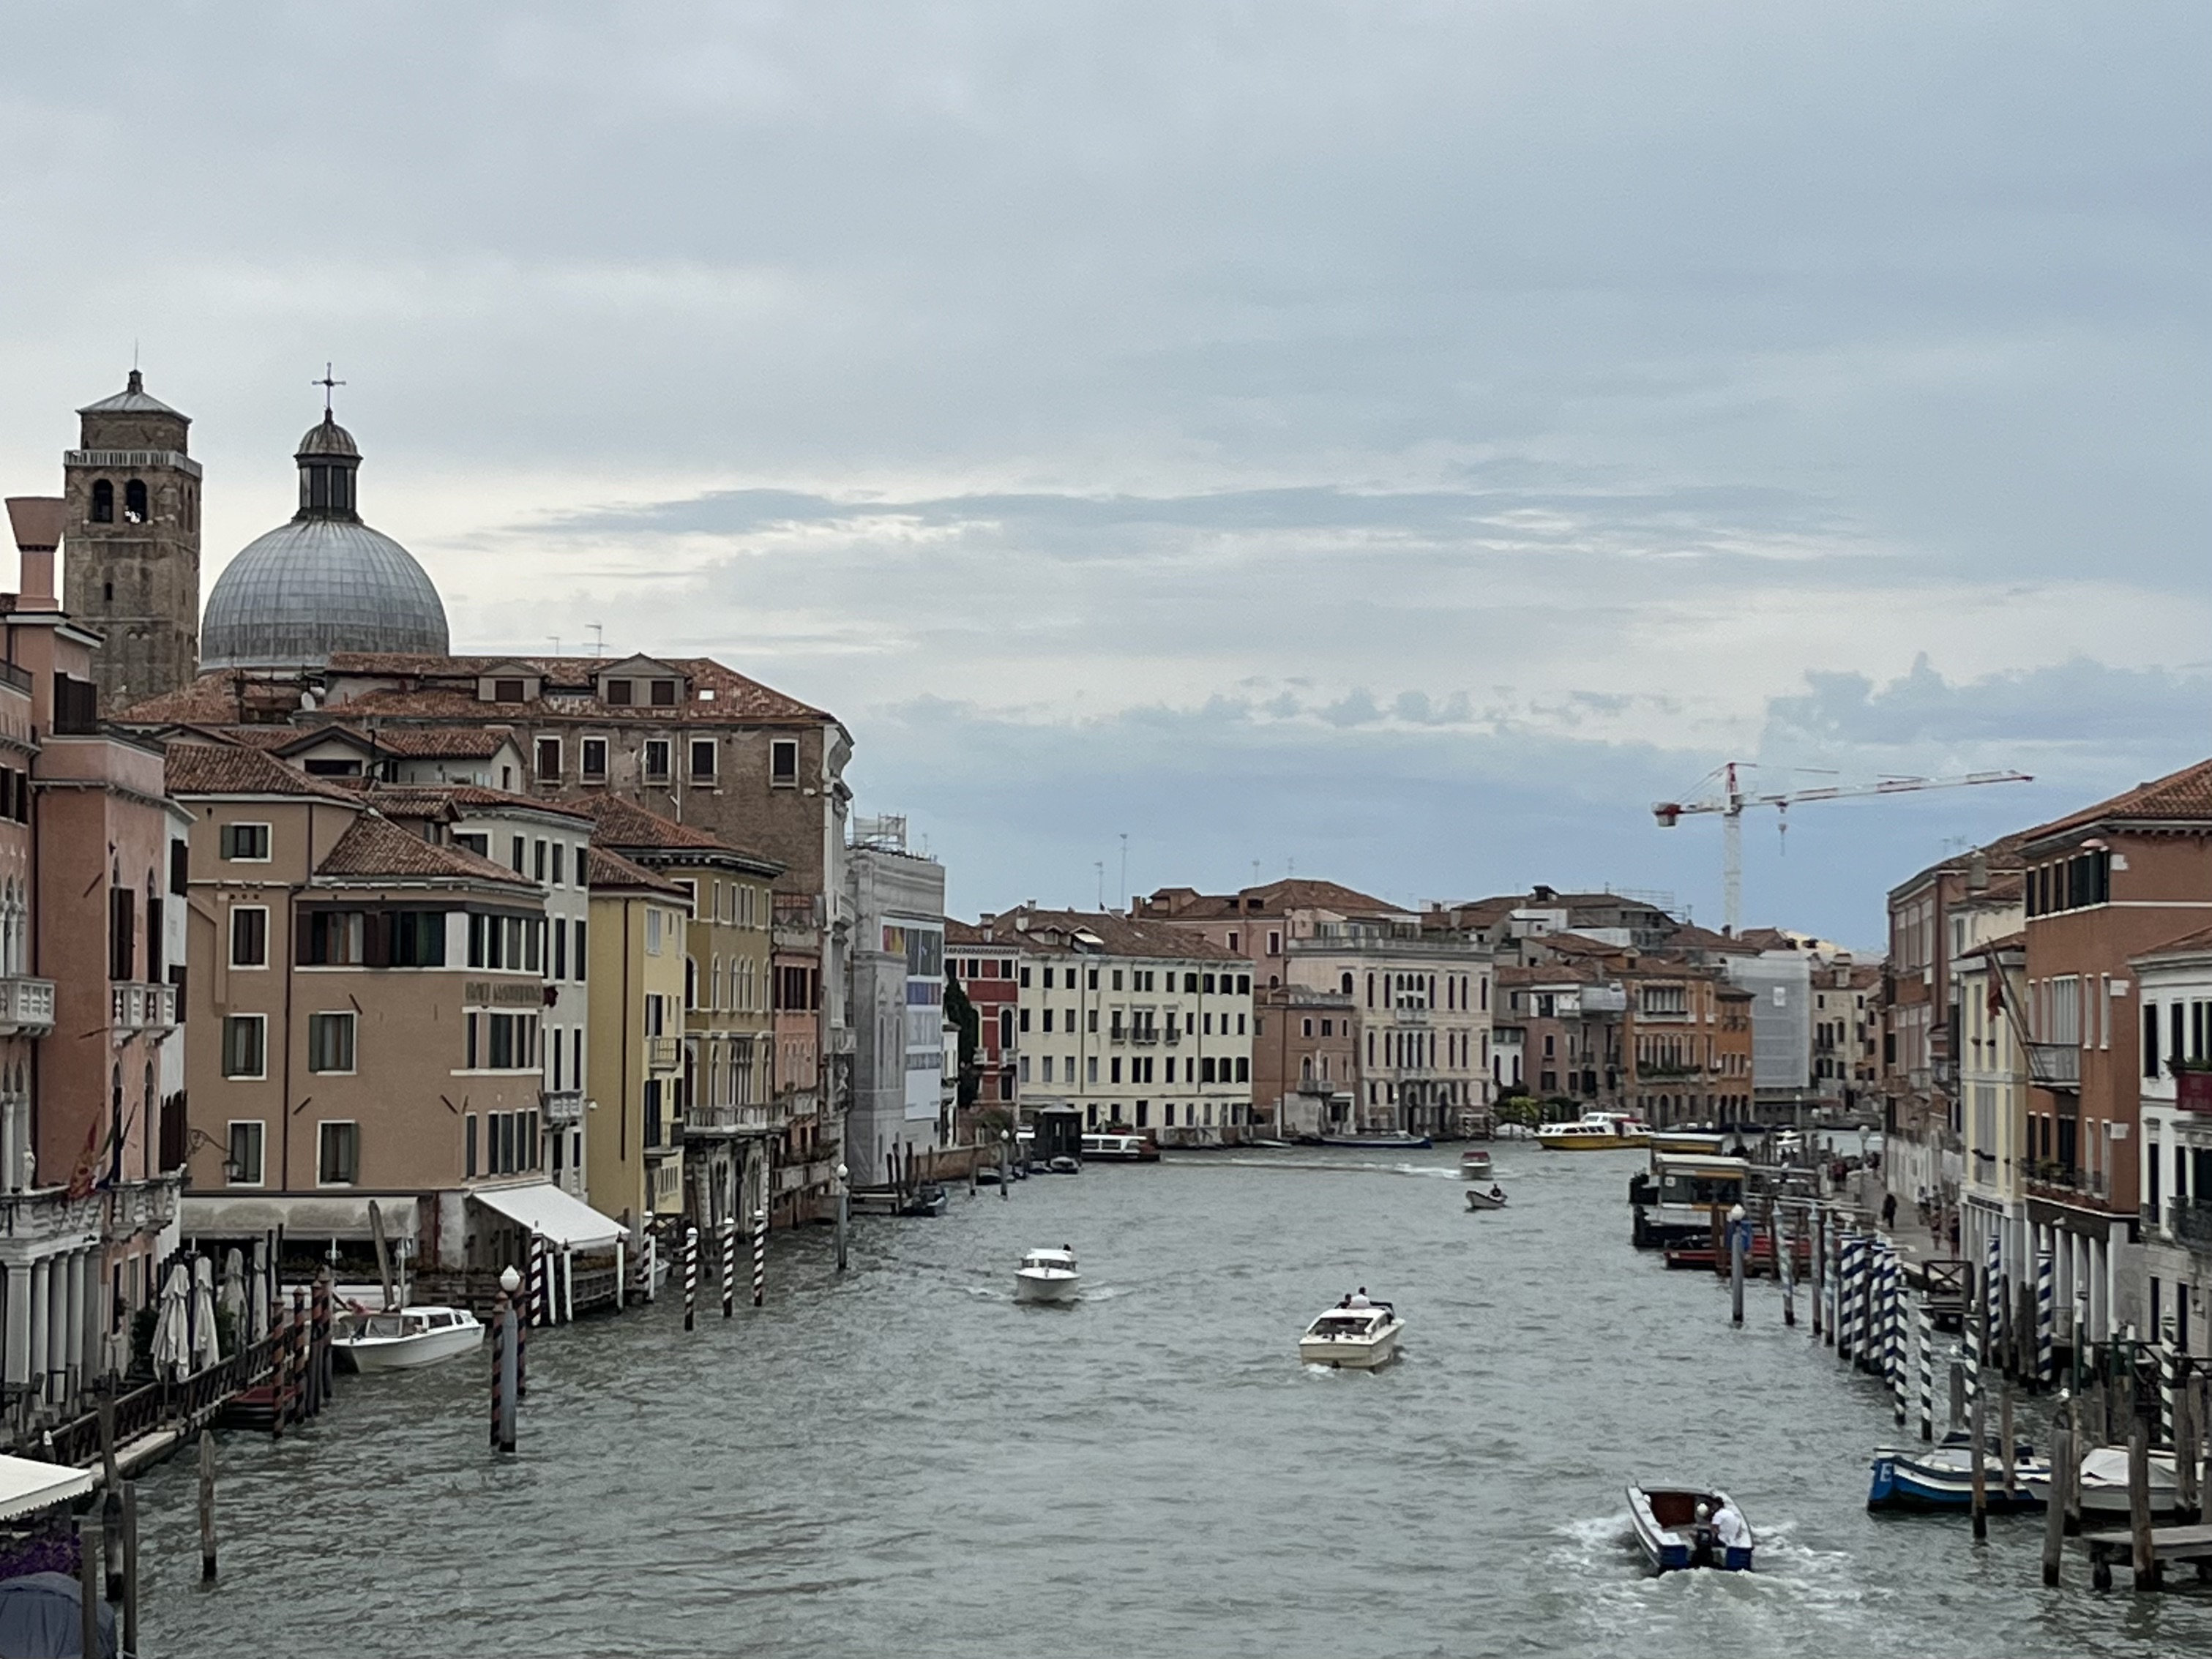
[509,835,526,873]
[643,740,671,781]
[574,920,587,980]
[2147,1003,2164,1079]
[465,1113,479,1178]
[223,1014,266,1079]
[1236,1057,1249,1082]
[605,679,633,706]
[770,739,799,786]
[534,736,561,780]
[646,910,662,955]
[553,918,568,981]
[551,842,566,887]
[307,1011,356,1074]
[690,738,717,782]
[392,910,446,967]
[650,679,678,707]
[219,823,271,861]
[456,831,489,858]
[301,910,365,965]
[581,738,608,779]
[534,840,548,883]
[317,1121,359,1186]
[226,1120,264,1186]
[494,678,526,703]
[230,906,269,967]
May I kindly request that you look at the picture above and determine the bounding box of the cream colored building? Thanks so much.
[1949,881,2026,1289]
[980,907,1254,1145]
[585,847,692,1229]
[2133,934,2212,1360]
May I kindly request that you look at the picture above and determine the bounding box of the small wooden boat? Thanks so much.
[1298,1300,1404,1368]
[1464,1186,1509,1211]
[1459,1147,1494,1181]
[1867,1431,2048,1512]
[1045,1155,1080,1175]
[1626,1484,1754,1571]
[1318,1132,1433,1150]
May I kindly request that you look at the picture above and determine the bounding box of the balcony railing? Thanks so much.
[539,1088,585,1128]
[2025,1042,2080,1089]
[1129,1028,1159,1046]
[1109,1027,1127,1046]
[110,981,176,1038]
[645,1035,681,1073]
[0,976,54,1036]
[2025,1162,2110,1207]
[1164,1026,1182,1045]
[684,1102,781,1136]
[2171,1196,2212,1254]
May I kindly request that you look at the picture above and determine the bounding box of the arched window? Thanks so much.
[90,479,114,523]
[1340,971,1353,996]
[124,480,148,523]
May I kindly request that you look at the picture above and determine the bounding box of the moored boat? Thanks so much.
[2022,1446,2181,1517]
[1081,1133,1160,1162]
[1298,1300,1404,1368]
[1459,1147,1494,1180]
[1014,1247,1080,1304]
[1464,1186,1508,1211]
[1626,1484,1755,1571]
[1318,1131,1434,1150]
[1867,1431,2049,1512]
[332,1305,484,1373]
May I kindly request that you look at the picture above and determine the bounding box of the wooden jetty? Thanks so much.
[2080,1524,2212,1591]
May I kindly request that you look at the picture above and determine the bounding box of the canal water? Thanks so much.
[137,1147,2210,1657]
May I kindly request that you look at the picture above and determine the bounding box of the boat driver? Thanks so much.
[1349,1288,1372,1308]
[1711,1499,1748,1556]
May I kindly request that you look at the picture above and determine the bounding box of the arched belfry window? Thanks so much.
[91,479,113,523]
[123,480,148,523]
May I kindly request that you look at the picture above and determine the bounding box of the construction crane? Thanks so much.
[1653,763,2034,934]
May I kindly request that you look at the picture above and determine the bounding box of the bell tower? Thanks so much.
[61,370,203,715]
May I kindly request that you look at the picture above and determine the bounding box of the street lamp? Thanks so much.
[499,1265,521,1295]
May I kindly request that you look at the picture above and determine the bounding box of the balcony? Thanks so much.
[2171,1197,2212,1255]
[2025,1162,2110,1210]
[110,981,176,1038]
[1109,1027,1127,1046]
[1163,1025,1181,1045]
[2025,1042,2080,1090]
[539,1088,585,1128]
[684,1102,781,1136]
[0,1186,100,1247]
[1129,1027,1159,1046]
[1295,1075,1347,1096]
[0,977,54,1037]
[645,1035,681,1073]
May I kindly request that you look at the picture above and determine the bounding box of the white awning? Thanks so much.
[469,1183,627,1250]
[0,1456,91,1521]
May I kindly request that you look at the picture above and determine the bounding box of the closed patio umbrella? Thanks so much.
[150,1262,190,1383]
[189,1256,220,1370]
[219,1247,247,1338]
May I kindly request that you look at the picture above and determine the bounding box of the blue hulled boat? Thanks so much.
[1626,1484,1755,1572]
[1867,1431,2048,1513]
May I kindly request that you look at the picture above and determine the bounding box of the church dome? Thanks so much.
[200,409,449,671]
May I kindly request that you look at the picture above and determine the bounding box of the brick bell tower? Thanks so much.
[61,370,203,714]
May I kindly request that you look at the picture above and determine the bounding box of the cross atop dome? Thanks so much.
[313,362,346,415]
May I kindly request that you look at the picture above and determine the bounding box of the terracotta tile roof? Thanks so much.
[1496,962,1604,986]
[285,722,515,759]
[968,907,1244,961]
[944,918,1018,948]
[164,723,299,750]
[323,652,834,724]
[2025,758,2212,845]
[163,743,361,802]
[1136,878,1402,922]
[339,781,594,823]
[1891,831,2033,898]
[313,814,534,888]
[587,845,690,898]
[115,671,311,727]
[558,793,729,851]
[2131,924,2212,964]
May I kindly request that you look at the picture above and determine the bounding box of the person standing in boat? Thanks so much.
[1349,1288,1372,1308]
[1711,1498,1748,1557]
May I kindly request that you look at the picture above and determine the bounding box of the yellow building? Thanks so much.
[584,846,692,1229]
[567,798,783,1232]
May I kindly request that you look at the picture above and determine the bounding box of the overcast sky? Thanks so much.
[3,4,2205,945]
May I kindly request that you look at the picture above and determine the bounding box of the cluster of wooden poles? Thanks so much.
[1720,1194,2212,1592]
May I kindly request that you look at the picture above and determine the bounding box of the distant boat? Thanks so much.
[1014,1247,1080,1305]
[1460,1147,1494,1181]
[1464,1186,1508,1211]
[1082,1133,1159,1163]
[1318,1132,1433,1150]
[1626,1484,1755,1572]
[1298,1300,1404,1369]
[1045,1155,1080,1175]
[1535,1113,1649,1150]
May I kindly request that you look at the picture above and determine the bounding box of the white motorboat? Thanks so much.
[1465,1186,1508,1211]
[1014,1247,1080,1304]
[1299,1300,1403,1368]
[332,1305,484,1372]
[1460,1147,1494,1181]
[2023,1445,2183,1517]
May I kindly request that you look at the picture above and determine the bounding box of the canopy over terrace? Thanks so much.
[468,1183,630,1323]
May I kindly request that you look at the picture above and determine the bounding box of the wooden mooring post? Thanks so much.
[75,1519,97,1659]
[834,1163,850,1273]
[1810,1205,1825,1340]
[122,1478,138,1658]
[1779,1202,1796,1327]
[2042,1414,2073,1584]
[1729,1206,1746,1327]
[2129,1420,2156,1590]
[1970,1270,1989,1541]
[2000,1379,2017,1499]
[198,1428,217,1581]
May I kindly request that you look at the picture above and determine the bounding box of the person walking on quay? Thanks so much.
[1882,1191,1897,1232]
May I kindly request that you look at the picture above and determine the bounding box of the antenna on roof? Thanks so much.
[588,623,605,658]
[548,635,562,657]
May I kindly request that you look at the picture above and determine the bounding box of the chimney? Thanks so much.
[1967,850,1989,892]
[4,498,64,612]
